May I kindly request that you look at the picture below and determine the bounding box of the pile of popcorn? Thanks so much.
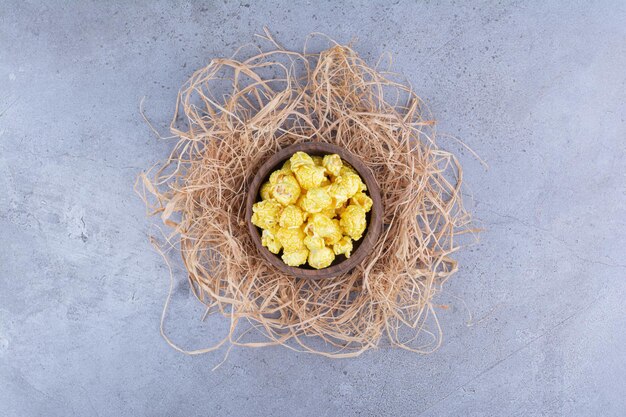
[251,151,373,269]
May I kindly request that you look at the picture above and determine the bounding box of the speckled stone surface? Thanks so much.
[1,1,625,416]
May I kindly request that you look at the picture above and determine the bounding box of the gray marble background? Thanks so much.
[1,1,625,416]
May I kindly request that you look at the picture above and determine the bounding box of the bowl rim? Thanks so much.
[245,142,383,280]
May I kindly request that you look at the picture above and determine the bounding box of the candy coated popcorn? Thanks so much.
[269,167,293,184]
[279,205,304,228]
[327,182,350,207]
[276,227,306,252]
[341,172,366,197]
[289,151,314,170]
[260,181,272,201]
[320,206,337,219]
[333,236,353,258]
[301,187,332,213]
[254,151,372,269]
[309,214,339,242]
[308,246,335,269]
[340,164,357,176]
[304,235,325,251]
[323,154,343,177]
[350,191,373,212]
[261,228,282,254]
[282,248,309,267]
[293,164,326,190]
[309,213,334,233]
[251,199,282,230]
[271,174,301,206]
[311,155,324,166]
[340,204,367,240]
[325,225,343,245]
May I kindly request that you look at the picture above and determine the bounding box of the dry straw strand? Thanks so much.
[137,34,472,357]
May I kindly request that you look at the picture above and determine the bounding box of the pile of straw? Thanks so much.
[139,33,472,357]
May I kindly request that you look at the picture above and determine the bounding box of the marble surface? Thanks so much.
[1,1,625,415]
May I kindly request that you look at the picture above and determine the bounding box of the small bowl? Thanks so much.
[246,142,383,279]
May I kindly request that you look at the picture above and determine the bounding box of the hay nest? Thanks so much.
[138,33,472,357]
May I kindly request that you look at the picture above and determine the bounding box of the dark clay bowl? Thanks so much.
[246,142,383,280]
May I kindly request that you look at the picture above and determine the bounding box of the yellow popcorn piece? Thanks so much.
[311,155,324,166]
[294,164,326,190]
[282,159,292,170]
[333,236,353,258]
[301,187,332,213]
[303,235,325,251]
[295,195,310,220]
[356,176,367,192]
[350,191,373,212]
[340,204,367,240]
[308,213,334,234]
[324,218,343,245]
[261,228,282,254]
[341,172,366,197]
[271,174,301,206]
[327,172,365,201]
[323,154,343,177]
[289,151,314,170]
[269,167,293,184]
[308,246,335,269]
[303,221,315,237]
[340,164,357,176]
[305,214,342,245]
[276,227,306,252]
[279,205,304,228]
[260,181,272,201]
[282,248,309,267]
[320,206,337,219]
[251,199,282,230]
[327,182,350,207]
[296,193,306,209]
